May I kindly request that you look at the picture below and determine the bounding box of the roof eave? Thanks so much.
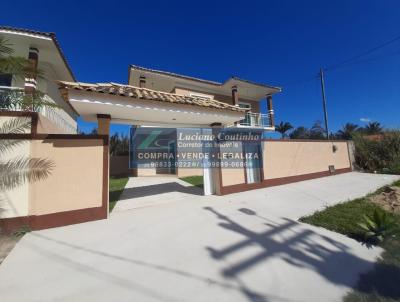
[58,81,247,114]
[0,26,76,82]
[228,76,282,94]
[129,64,282,93]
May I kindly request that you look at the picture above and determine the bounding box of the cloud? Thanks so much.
[360,117,371,123]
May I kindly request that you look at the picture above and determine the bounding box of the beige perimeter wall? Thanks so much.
[29,138,104,216]
[218,140,351,192]
[0,137,105,219]
[262,140,351,179]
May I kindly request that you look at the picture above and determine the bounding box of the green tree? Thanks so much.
[363,121,383,135]
[289,126,310,139]
[309,121,326,139]
[110,132,129,156]
[336,123,359,140]
[353,131,400,174]
[0,118,53,191]
[0,38,54,192]
[0,37,42,80]
[275,121,293,138]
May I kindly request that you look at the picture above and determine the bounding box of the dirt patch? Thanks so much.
[369,186,400,214]
[0,234,20,265]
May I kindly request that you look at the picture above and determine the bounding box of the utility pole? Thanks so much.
[319,68,330,138]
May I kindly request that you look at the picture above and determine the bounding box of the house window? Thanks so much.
[239,102,251,110]
[189,92,212,100]
[0,74,12,87]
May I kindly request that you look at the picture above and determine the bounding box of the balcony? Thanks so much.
[0,86,77,134]
[235,112,274,130]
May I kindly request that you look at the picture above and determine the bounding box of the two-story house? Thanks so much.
[128,65,280,129]
[0,26,78,133]
[127,65,281,180]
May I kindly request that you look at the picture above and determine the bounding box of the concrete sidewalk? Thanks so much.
[0,172,398,302]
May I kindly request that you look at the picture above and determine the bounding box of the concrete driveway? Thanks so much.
[0,172,399,302]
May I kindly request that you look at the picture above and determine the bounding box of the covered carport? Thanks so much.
[58,81,246,201]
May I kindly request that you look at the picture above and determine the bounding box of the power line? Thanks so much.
[316,34,400,140]
[324,33,400,71]
[280,33,400,135]
[282,75,318,88]
[282,33,400,88]
[325,48,400,72]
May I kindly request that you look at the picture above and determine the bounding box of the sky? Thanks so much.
[2,0,399,136]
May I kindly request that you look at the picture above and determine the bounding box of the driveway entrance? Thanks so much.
[0,172,399,302]
[112,176,203,212]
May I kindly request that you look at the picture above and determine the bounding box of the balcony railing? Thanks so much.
[0,86,77,134]
[236,112,274,129]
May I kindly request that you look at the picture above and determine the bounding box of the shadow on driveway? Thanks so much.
[204,206,400,302]
[19,206,400,302]
[119,182,203,200]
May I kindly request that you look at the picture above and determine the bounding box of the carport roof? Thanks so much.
[58,81,247,113]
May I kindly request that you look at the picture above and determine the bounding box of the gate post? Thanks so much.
[97,114,111,215]
[210,123,223,195]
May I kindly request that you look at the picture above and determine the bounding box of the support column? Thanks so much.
[210,122,223,195]
[266,95,275,128]
[97,114,111,216]
[97,114,111,135]
[231,85,239,106]
[24,47,39,94]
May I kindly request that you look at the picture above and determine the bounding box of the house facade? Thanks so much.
[128,65,280,130]
[0,26,353,233]
[127,65,281,180]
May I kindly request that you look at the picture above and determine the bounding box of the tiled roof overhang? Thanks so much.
[58,81,247,113]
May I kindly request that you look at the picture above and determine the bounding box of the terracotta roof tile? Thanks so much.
[58,81,246,113]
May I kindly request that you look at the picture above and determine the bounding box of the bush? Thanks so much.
[353,131,400,174]
[358,209,396,244]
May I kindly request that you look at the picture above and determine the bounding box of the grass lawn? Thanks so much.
[109,176,129,212]
[300,180,400,302]
[179,175,203,188]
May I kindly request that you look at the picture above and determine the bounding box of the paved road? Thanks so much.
[0,172,398,302]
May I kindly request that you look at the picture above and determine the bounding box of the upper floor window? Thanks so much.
[239,102,251,110]
[0,73,12,87]
[189,92,212,100]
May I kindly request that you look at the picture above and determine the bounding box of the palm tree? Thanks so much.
[289,126,310,139]
[275,121,293,138]
[0,118,53,191]
[336,123,359,140]
[0,37,44,82]
[0,38,54,192]
[309,121,326,139]
[110,132,129,156]
[363,121,383,135]
[0,38,55,111]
